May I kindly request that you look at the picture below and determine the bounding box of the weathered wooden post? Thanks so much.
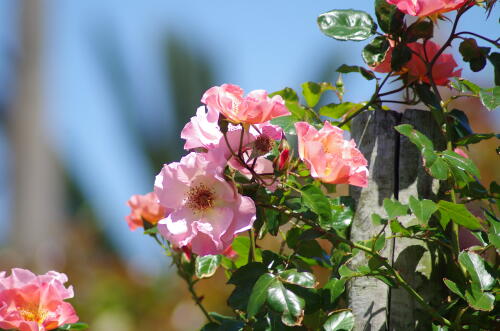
[348,109,445,330]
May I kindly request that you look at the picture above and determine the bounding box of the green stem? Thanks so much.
[248,229,257,263]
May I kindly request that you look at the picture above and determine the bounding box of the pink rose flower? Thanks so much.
[181,106,223,150]
[406,41,462,86]
[0,268,78,331]
[295,121,368,187]
[386,0,469,17]
[125,192,168,231]
[154,152,256,256]
[201,84,290,124]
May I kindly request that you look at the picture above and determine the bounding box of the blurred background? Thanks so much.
[0,1,497,330]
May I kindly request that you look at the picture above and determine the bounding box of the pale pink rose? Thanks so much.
[181,106,223,150]
[454,147,469,159]
[406,41,461,86]
[295,121,368,187]
[0,269,78,331]
[154,152,256,256]
[125,192,168,231]
[386,0,469,17]
[201,84,290,124]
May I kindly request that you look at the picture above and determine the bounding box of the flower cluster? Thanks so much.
[126,84,368,256]
[0,269,79,331]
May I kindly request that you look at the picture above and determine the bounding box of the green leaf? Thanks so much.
[428,158,450,180]
[302,82,322,107]
[329,197,355,230]
[337,64,376,80]
[458,252,494,291]
[301,185,332,229]
[371,213,387,226]
[279,269,317,288]
[267,280,305,326]
[247,273,276,318]
[409,196,437,223]
[459,38,490,72]
[437,201,482,230]
[456,133,498,146]
[232,236,250,268]
[443,278,465,299]
[375,0,404,34]
[391,43,412,71]
[317,10,376,41]
[57,323,89,330]
[319,102,363,119]
[270,87,299,102]
[407,20,434,41]
[440,150,480,178]
[383,198,408,219]
[451,78,481,95]
[271,115,300,135]
[479,86,500,110]
[488,52,500,86]
[390,219,410,235]
[228,263,267,310]
[195,255,222,279]
[323,278,346,304]
[323,311,355,331]
[487,215,500,249]
[395,124,434,150]
[464,288,495,311]
[362,36,390,67]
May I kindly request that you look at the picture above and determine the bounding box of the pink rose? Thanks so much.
[295,121,368,187]
[125,192,168,231]
[406,41,462,86]
[201,84,290,124]
[154,152,256,256]
[0,268,78,331]
[181,106,223,150]
[386,0,469,17]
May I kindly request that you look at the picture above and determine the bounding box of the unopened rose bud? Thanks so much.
[274,139,291,172]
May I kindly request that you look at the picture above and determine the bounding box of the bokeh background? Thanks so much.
[0,1,498,330]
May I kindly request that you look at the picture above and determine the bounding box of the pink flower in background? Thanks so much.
[181,106,222,150]
[406,41,461,86]
[0,269,78,331]
[295,121,368,187]
[154,152,256,256]
[454,147,469,159]
[202,84,290,124]
[386,0,469,17]
[125,192,168,231]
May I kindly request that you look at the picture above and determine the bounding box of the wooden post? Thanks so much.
[348,109,445,330]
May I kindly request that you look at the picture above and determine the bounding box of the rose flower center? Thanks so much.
[186,183,216,212]
[18,305,49,325]
[254,134,273,154]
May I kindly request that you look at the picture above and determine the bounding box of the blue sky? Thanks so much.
[0,0,498,272]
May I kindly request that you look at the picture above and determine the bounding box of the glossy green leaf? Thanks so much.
[318,10,376,41]
[441,150,480,178]
[302,82,322,107]
[451,78,481,95]
[323,278,346,304]
[383,198,408,219]
[267,280,305,326]
[443,278,465,299]
[479,86,500,110]
[464,288,495,311]
[456,133,498,146]
[409,196,437,223]
[269,87,299,102]
[271,115,300,135]
[279,269,317,288]
[337,64,376,80]
[319,102,363,119]
[428,158,450,180]
[395,124,434,150]
[195,255,222,279]
[362,36,390,67]
[301,185,332,229]
[458,252,494,291]
[247,273,276,318]
[228,263,267,310]
[437,201,482,230]
[375,0,404,34]
[232,236,250,268]
[323,311,355,331]
[487,215,500,249]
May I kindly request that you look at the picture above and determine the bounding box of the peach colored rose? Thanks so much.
[125,192,168,231]
[386,0,469,17]
[406,41,461,86]
[155,152,256,256]
[0,269,78,331]
[295,121,368,187]
[201,84,290,124]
